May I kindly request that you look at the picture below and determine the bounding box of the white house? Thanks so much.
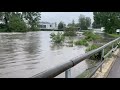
[93,27,105,33]
[116,29,120,34]
[40,22,58,30]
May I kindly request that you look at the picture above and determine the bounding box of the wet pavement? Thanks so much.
[107,53,120,78]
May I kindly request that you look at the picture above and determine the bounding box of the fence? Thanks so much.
[31,37,120,78]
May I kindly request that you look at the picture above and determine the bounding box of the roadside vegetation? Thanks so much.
[0,12,41,32]
[74,31,102,46]
[107,33,120,38]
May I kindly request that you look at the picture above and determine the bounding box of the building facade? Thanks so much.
[40,22,58,30]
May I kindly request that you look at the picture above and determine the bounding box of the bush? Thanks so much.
[83,31,102,41]
[8,15,27,32]
[0,28,7,32]
[75,39,88,46]
[83,31,93,36]
[86,44,101,60]
[64,27,77,36]
[50,32,65,43]
[86,44,99,52]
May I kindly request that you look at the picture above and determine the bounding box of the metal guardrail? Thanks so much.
[31,37,120,78]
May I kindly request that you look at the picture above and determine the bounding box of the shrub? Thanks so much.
[64,27,77,36]
[50,32,65,43]
[83,31,102,41]
[86,44,101,60]
[75,39,88,46]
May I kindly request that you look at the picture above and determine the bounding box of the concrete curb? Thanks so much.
[92,49,120,78]
[104,49,120,78]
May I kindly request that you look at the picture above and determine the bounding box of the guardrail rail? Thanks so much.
[31,37,120,78]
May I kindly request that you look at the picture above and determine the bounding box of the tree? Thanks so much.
[92,22,101,28]
[78,14,87,30]
[58,21,65,29]
[0,12,41,32]
[8,14,27,32]
[23,12,41,31]
[64,26,77,36]
[67,19,76,27]
[92,12,102,28]
[86,17,91,28]
[78,14,91,30]
[93,12,120,34]
[0,12,13,30]
[72,19,75,26]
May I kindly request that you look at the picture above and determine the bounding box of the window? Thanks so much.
[50,25,52,27]
[40,25,46,28]
[43,25,46,28]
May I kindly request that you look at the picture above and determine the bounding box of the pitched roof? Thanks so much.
[40,22,51,24]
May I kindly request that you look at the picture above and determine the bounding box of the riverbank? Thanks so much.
[107,33,120,38]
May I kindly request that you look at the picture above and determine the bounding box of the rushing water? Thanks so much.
[0,31,114,78]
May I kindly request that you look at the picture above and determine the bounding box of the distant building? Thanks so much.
[40,22,58,30]
[93,27,105,33]
[116,29,120,34]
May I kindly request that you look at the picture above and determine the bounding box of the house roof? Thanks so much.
[40,22,51,24]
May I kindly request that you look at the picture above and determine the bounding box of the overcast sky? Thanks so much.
[41,12,93,25]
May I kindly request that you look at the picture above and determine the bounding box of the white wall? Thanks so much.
[40,23,58,30]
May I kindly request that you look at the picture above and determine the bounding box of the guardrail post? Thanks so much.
[100,49,104,72]
[65,69,71,78]
[112,44,114,49]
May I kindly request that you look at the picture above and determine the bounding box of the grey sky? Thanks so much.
[41,12,93,25]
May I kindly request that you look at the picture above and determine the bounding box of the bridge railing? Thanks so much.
[31,37,120,78]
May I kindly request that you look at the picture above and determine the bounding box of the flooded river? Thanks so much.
[0,31,113,78]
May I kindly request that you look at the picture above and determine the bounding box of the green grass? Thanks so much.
[108,33,120,38]
[74,39,89,46]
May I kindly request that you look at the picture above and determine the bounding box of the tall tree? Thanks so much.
[0,12,12,29]
[0,12,23,29]
[72,19,75,26]
[67,19,76,27]
[23,12,41,30]
[93,12,120,34]
[8,14,27,32]
[86,17,91,28]
[58,21,65,29]
[78,14,87,30]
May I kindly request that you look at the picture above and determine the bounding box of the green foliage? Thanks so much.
[8,15,27,32]
[86,44,99,52]
[92,21,101,28]
[78,14,91,30]
[58,21,65,29]
[0,28,7,32]
[50,32,65,43]
[86,44,101,60]
[0,24,7,32]
[64,27,77,36]
[83,31,102,41]
[67,19,75,27]
[93,12,120,34]
[74,39,89,46]
[107,34,120,38]
[23,12,41,31]
[86,17,91,28]
[0,12,41,32]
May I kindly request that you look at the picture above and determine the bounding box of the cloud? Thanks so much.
[41,12,93,25]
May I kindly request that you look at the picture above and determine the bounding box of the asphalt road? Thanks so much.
[107,54,120,78]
